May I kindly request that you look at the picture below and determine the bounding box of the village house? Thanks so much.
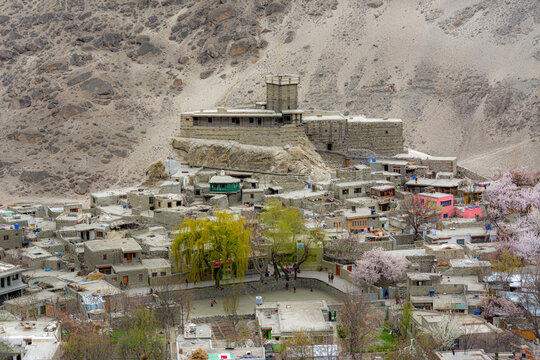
[255,300,334,342]
[0,224,24,250]
[84,238,143,275]
[0,317,62,359]
[327,207,381,234]
[370,185,396,211]
[405,178,461,195]
[0,262,27,305]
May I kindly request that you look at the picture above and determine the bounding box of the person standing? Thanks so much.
[331,273,334,283]
[211,298,214,307]
[213,297,217,305]
[285,282,289,290]
[293,286,296,293]
[328,273,331,282]
[185,278,189,288]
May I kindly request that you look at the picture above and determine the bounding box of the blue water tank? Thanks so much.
[475,310,481,315]
[14,223,19,229]
[123,205,127,209]
[429,290,435,297]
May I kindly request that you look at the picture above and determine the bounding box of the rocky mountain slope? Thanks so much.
[0,0,538,201]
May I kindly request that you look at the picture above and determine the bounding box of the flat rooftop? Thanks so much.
[418,192,452,199]
[256,300,331,335]
[84,238,142,252]
[406,178,461,187]
[185,108,278,117]
[349,115,402,123]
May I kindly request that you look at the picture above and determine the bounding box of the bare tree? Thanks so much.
[245,210,269,283]
[338,293,382,358]
[520,257,540,339]
[401,196,438,241]
[281,329,315,360]
[223,287,241,347]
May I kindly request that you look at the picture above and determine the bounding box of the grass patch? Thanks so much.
[367,324,397,353]
[111,329,127,344]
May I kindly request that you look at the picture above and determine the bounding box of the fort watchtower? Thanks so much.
[265,74,299,113]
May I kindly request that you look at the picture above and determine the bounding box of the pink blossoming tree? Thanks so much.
[352,247,407,286]
[479,296,521,318]
[483,170,540,260]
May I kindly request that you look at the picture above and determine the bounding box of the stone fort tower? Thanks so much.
[265,74,299,113]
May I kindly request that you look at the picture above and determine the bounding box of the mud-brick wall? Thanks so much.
[348,121,404,156]
[303,119,349,152]
[181,117,308,146]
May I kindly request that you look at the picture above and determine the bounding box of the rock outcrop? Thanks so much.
[172,137,331,182]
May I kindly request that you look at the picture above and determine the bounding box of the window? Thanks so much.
[249,117,254,124]
[457,239,465,245]
[0,278,3,288]
[70,208,78,213]
[258,118,262,125]
[471,236,487,244]
[208,118,212,123]
[393,168,401,174]
[327,143,333,151]
[152,272,158,278]
[3,235,8,240]
[103,254,107,260]
[342,189,349,195]
[97,231,104,238]
[161,272,167,277]
[149,197,154,204]
[139,273,143,281]
[40,305,46,315]
[440,200,452,207]
[421,199,425,204]
[176,201,181,206]
[12,274,19,281]
[167,202,172,208]
[354,188,362,194]
[98,267,111,275]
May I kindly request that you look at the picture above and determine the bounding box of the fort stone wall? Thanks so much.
[180,114,308,147]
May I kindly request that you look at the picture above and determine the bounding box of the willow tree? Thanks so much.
[171,211,251,287]
[259,201,307,281]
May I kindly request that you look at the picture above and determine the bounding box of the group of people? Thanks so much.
[210,297,217,307]
[327,272,335,283]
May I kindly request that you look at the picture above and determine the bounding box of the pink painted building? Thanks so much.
[416,192,455,219]
[455,203,483,219]
[416,193,483,220]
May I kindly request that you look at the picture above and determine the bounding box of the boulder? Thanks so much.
[12,96,31,109]
[0,49,15,61]
[367,0,383,8]
[266,1,285,15]
[59,104,87,119]
[199,69,214,79]
[74,181,89,195]
[70,53,93,66]
[136,42,161,56]
[67,72,92,87]
[208,6,236,23]
[81,78,114,104]
[229,38,256,57]
[284,30,295,43]
[20,170,49,183]
[0,15,9,25]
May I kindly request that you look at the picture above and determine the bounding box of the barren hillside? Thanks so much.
[0,0,538,201]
